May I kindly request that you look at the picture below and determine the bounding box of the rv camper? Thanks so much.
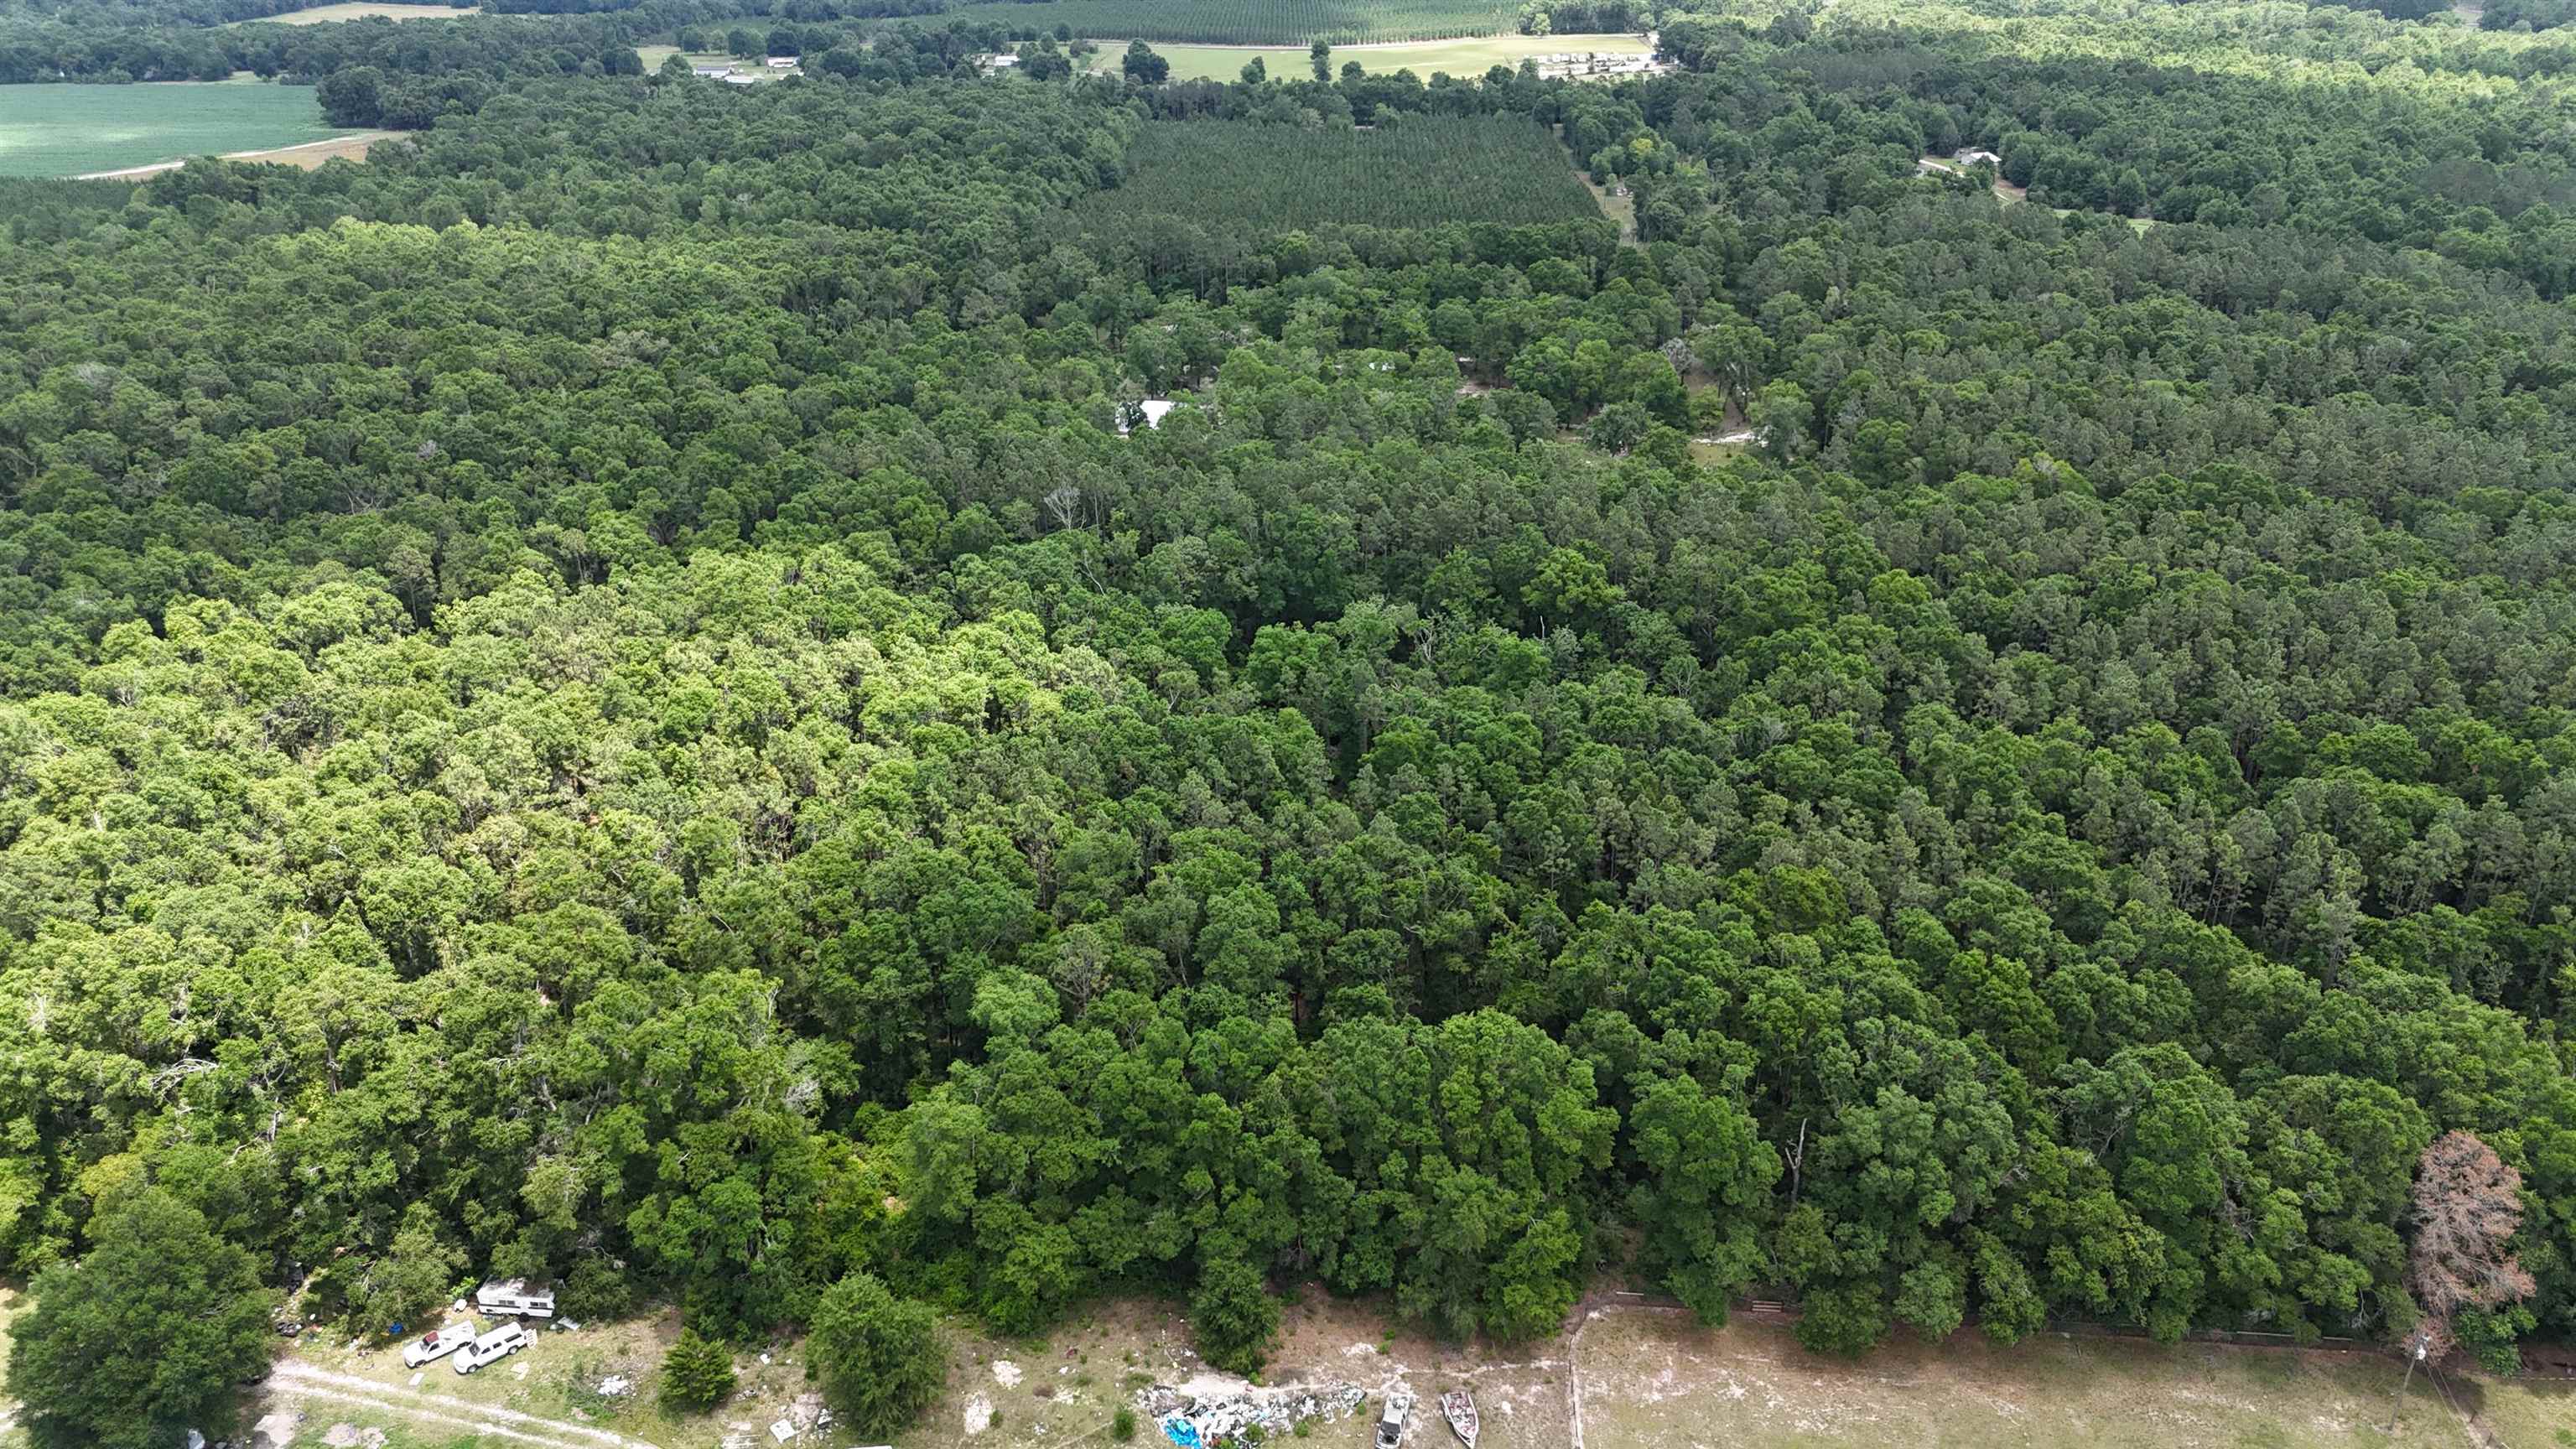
[474,1280,556,1318]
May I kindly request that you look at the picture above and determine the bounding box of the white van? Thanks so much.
[402,1321,478,1368]
[473,1280,556,1319]
[454,1322,532,1374]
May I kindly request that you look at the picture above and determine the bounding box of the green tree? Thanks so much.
[1190,1251,1280,1374]
[660,1327,738,1411]
[8,1190,278,1449]
[1123,40,1169,84]
[361,1204,465,1332]
[806,1274,944,1436]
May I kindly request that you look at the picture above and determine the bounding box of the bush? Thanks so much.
[1114,1405,1138,1441]
[658,1328,736,1411]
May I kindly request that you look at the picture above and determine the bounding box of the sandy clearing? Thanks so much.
[74,130,408,179]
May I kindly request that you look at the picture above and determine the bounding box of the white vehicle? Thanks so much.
[473,1280,556,1319]
[453,1322,532,1374]
[1376,1390,1413,1449]
[402,1321,478,1368]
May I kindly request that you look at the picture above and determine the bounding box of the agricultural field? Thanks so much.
[1077,117,1605,231]
[1078,31,1652,82]
[244,3,477,23]
[0,80,347,178]
[950,0,1524,44]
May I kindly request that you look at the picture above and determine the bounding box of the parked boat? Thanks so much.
[1441,1389,1478,1447]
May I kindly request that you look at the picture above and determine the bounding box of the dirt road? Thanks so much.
[266,1360,664,1449]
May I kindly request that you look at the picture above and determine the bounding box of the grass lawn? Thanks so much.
[246,3,477,22]
[1083,31,1650,82]
[1571,1308,2550,1449]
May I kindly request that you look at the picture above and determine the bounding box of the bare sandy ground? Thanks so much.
[75,130,408,179]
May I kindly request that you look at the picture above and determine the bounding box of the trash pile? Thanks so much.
[1144,1381,1370,1447]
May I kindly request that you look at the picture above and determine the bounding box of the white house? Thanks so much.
[691,65,730,78]
[765,55,798,68]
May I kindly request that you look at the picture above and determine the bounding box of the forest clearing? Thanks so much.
[165,1295,2576,1449]
[0,78,344,176]
[1077,32,1653,83]
[633,47,797,80]
[948,0,1529,45]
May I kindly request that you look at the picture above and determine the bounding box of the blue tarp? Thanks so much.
[1160,1415,1203,1449]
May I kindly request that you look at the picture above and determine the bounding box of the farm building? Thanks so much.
[721,72,759,86]
[976,52,1021,73]
[766,55,798,68]
[1530,50,1672,80]
[691,65,730,78]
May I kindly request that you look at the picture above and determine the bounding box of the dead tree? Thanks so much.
[2405,1130,2535,1361]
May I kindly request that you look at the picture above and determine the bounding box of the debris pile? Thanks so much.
[1141,1379,1370,1446]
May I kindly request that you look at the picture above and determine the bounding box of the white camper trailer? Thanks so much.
[474,1280,556,1318]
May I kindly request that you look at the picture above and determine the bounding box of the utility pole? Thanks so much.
[2385,1326,2432,1434]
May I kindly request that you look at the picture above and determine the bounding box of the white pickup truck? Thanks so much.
[454,1321,532,1374]
[401,1322,479,1368]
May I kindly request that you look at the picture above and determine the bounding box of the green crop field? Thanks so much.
[950,0,1524,44]
[1079,32,1650,81]
[1077,117,1603,231]
[0,82,346,178]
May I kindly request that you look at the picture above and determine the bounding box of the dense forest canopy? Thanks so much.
[10,0,2576,1439]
